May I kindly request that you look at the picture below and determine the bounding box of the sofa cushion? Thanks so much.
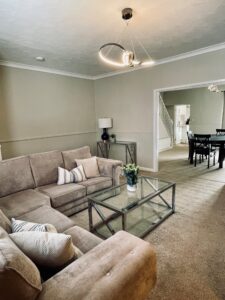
[64,226,102,254]
[76,156,100,178]
[0,156,35,197]
[62,146,92,170]
[11,218,57,233]
[79,177,112,195]
[0,209,11,233]
[29,150,64,187]
[37,183,86,208]
[0,227,42,300]
[19,205,75,233]
[0,189,50,219]
[58,201,88,216]
[10,231,76,268]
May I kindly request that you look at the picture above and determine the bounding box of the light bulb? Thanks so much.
[122,50,134,66]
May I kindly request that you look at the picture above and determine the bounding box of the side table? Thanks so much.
[97,140,137,164]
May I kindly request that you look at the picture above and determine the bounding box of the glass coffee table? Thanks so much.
[88,176,176,239]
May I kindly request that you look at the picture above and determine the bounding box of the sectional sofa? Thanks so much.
[0,146,122,218]
[0,146,157,300]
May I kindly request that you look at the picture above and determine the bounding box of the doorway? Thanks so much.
[153,78,225,172]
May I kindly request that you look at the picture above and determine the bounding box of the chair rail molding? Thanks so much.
[0,130,97,143]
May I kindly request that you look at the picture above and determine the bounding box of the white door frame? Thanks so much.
[153,78,225,172]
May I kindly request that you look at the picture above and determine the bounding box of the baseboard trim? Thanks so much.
[159,146,173,153]
[139,166,155,172]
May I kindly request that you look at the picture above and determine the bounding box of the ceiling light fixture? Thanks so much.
[208,84,222,93]
[99,8,155,68]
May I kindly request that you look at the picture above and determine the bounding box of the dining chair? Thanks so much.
[215,129,225,150]
[187,130,193,160]
[193,134,216,168]
[216,129,225,135]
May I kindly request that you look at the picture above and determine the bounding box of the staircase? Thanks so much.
[159,94,174,147]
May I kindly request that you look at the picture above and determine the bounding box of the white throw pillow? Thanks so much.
[71,165,87,182]
[10,232,77,268]
[75,156,100,178]
[57,165,86,185]
[11,218,57,233]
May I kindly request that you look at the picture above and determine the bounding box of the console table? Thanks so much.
[97,140,137,164]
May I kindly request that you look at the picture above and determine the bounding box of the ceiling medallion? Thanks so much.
[99,8,155,68]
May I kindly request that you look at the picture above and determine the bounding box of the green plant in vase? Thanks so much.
[123,163,139,192]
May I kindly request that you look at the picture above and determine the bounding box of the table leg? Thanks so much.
[172,184,176,213]
[190,140,194,164]
[219,143,224,168]
[88,200,93,232]
[122,213,127,231]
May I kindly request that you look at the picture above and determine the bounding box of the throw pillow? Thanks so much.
[10,231,77,268]
[11,218,57,233]
[71,165,87,182]
[0,227,42,300]
[73,245,83,258]
[57,165,86,185]
[0,209,11,233]
[75,156,100,178]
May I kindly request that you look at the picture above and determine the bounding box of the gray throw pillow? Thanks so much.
[10,231,78,268]
[11,218,57,233]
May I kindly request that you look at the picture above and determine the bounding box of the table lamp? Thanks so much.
[98,118,112,141]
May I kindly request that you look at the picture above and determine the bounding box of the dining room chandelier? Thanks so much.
[208,84,223,93]
[99,8,155,68]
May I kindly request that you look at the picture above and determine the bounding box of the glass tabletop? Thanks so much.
[88,176,174,212]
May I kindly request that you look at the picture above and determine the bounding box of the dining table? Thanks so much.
[189,135,225,168]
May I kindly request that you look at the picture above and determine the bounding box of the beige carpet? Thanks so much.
[71,145,225,300]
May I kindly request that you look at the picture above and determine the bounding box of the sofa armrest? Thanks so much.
[64,225,102,253]
[37,231,157,300]
[97,157,123,186]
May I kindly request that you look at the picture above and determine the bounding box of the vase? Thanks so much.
[101,128,109,141]
[127,184,137,192]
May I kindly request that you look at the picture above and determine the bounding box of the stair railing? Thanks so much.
[159,94,174,146]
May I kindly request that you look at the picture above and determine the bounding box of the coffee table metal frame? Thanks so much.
[88,176,176,239]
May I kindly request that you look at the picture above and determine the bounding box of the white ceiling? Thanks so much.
[0,0,225,77]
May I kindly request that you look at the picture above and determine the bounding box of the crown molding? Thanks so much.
[1,41,225,80]
[0,60,94,80]
[155,78,225,92]
[93,41,225,80]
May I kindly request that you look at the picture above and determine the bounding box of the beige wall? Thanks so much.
[163,87,224,134]
[94,49,225,169]
[0,66,96,158]
[1,49,225,167]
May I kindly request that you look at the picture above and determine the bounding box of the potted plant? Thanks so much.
[123,163,139,192]
[110,134,116,143]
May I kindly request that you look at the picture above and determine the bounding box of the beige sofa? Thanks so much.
[0,206,157,300]
[0,146,122,217]
[0,146,157,300]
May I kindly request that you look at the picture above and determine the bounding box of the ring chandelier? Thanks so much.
[99,8,155,68]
